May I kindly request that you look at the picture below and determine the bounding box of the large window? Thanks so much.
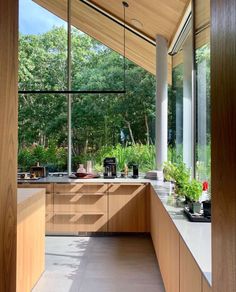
[169,51,183,162]
[18,0,156,174]
[195,0,211,185]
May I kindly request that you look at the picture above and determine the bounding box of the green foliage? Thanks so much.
[184,179,202,202]
[73,143,156,173]
[18,142,67,172]
[19,27,156,170]
[163,161,190,197]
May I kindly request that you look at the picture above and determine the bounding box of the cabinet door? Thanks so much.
[180,238,202,292]
[52,212,108,233]
[108,183,147,232]
[18,183,53,234]
[158,197,180,292]
[52,183,108,234]
[54,183,107,194]
[150,187,160,257]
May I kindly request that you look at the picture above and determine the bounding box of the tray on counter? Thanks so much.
[183,206,211,223]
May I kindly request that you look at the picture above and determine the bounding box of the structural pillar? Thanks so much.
[156,35,168,170]
[0,0,18,291]
[183,35,193,170]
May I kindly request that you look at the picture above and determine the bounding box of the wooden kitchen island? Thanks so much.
[17,188,45,292]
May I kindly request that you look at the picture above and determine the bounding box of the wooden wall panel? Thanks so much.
[0,0,18,291]
[211,0,236,291]
[180,239,202,292]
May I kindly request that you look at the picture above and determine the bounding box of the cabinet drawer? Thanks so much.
[52,212,107,232]
[18,183,53,194]
[54,183,107,194]
[46,194,53,212]
[53,193,107,213]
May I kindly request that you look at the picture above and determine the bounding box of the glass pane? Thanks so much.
[70,0,125,92]
[169,53,183,163]
[196,43,211,184]
[71,27,124,91]
[71,64,156,174]
[19,0,68,91]
[18,94,68,172]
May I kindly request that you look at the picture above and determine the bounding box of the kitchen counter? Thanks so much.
[18,176,152,184]
[17,177,212,286]
[150,181,212,286]
[17,188,45,292]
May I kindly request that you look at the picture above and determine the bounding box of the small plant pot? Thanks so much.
[188,201,201,214]
[202,200,211,217]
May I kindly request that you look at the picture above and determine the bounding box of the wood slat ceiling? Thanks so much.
[34,0,189,83]
[90,0,189,44]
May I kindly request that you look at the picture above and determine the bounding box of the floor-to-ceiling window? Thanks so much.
[195,0,211,185]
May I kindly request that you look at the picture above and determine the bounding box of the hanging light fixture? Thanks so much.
[122,1,129,92]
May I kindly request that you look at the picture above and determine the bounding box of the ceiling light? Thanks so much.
[131,19,143,29]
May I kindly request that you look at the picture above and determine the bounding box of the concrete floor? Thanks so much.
[33,236,165,292]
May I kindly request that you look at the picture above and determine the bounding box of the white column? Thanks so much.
[156,35,168,170]
[183,35,193,170]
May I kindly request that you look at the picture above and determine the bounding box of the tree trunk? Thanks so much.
[126,120,135,144]
[144,113,150,145]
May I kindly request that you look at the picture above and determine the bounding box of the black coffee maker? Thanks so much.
[103,157,117,178]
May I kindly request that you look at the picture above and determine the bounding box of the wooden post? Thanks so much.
[0,0,18,291]
[211,0,236,291]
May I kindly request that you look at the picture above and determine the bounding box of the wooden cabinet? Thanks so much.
[180,238,202,292]
[108,183,147,232]
[17,189,45,292]
[18,183,53,234]
[150,187,160,257]
[52,183,108,234]
[155,192,179,292]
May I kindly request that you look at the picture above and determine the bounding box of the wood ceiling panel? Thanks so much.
[34,0,173,83]
[90,0,190,43]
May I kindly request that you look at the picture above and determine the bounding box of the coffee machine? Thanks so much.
[103,157,117,178]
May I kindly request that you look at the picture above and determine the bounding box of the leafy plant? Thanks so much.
[184,179,202,202]
[163,161,190,197]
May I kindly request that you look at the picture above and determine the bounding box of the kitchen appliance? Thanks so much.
[103,157,117,178]
[30,162,48,178]
[132,164,139,178]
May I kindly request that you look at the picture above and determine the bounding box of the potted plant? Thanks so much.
[163,161,190,207]
[185,179,202,213]
[163,161,190,196]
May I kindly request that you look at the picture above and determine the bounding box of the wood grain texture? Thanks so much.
[157,192,180,292]
[180,238,202,292]
[17,189,45,292]
[211,0,236,291]
[108,184,147,232]
[195,0,210,31]
[18,183,54,234]
[33,0,173,83]
[0,0,18,291]
[202,276,212,292]
[90,0,189,44]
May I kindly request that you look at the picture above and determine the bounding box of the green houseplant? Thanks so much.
[163,161,190,197]
[184,179,202,213]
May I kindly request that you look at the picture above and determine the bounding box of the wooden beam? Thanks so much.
[0,0,18,291]
[211,0,236,291]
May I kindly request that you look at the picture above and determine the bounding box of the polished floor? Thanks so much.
[33,236,165,292]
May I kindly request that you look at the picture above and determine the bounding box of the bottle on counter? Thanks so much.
[77,164,86,174]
